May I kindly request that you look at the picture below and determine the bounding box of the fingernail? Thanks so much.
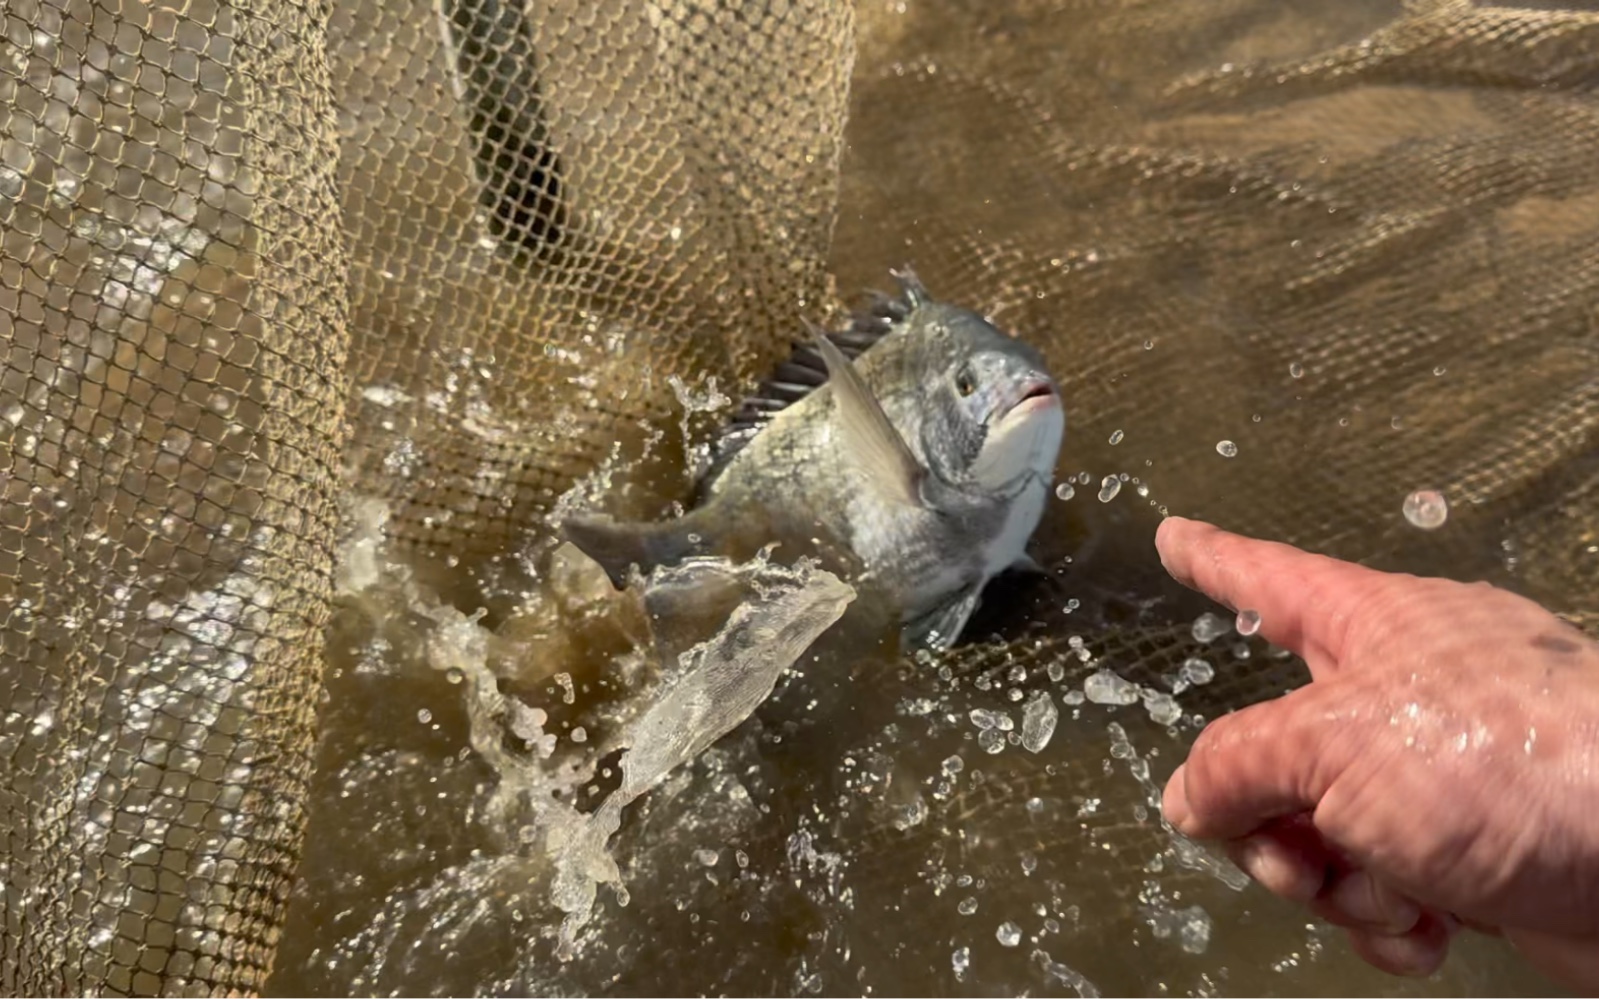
[1234,836,1268,880]
[1161,766,1192,830]
[1325,873,1421,934]
[1231,836,1322,903]
[1351,924,1449,979]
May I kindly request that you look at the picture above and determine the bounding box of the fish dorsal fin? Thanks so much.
[694,275,919,496]
[810,330,928,509]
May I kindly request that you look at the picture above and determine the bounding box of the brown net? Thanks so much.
[2,0,347,991]
[1,0,1596,994]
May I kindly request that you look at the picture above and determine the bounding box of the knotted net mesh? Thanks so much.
[1,0,1595,994]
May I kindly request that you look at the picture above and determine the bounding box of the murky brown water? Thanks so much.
[263,0,1596,995]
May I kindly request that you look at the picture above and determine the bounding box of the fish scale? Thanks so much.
[562,269,1067,651]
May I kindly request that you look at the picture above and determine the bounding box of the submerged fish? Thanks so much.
[561,269,1066,650]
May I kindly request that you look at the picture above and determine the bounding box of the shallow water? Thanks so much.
[264,492,1564,996]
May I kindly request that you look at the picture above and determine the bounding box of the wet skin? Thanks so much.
[1153,517,1599,994]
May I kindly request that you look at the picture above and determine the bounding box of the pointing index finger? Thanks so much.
[1155,517,1384,675]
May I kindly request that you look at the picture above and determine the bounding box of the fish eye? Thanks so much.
[955,368,976,397]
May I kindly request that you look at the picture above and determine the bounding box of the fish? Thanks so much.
[560,268,1067,651]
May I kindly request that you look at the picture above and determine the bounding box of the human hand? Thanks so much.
[1155,517,1599,993]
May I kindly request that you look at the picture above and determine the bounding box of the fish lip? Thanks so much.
[1001,378,1059,419]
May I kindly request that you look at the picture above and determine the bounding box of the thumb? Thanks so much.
[1164,679,1353,841]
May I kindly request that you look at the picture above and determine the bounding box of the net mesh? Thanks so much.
[2,0,1596,994]
[2,0,347,991]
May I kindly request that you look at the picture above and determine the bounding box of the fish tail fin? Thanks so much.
[558,512,715,587]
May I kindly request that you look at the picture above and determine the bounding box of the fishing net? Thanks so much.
[2,0,1595,994]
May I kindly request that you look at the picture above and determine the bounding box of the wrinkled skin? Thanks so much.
[1154,517,1599,994]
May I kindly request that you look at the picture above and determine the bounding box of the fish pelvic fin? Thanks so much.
[903,582,983,652]
[558,511,716,588]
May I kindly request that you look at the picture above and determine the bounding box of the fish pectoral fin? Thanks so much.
[1007,553,1050,578]
[558,512,713,588]
[903,583,983,652]
[810,326,928,510]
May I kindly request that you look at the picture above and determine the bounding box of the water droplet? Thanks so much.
[958,897,979,916]
[1143,339,1155,350]
[1097,476,1121,503]
[1433,365,1446,376]
[1064,598,1079,612]
[695,849,719,867]
[1144,691,1182,726]
[1083,670,1139,705]
[1235,609,1261,636]
[1021,692,1058,753]
[951,946,971,978]
[969,708,1014,732]
[1054,482,1075,501]
[1216,440,1238,458]
[942,755,964,775]
[1179,657,1214,685]
[893,796,928,830]
[416,708,432,724]
[1108,429,1124,445]
[1289,362,1304,379]
[996,921,1023,947]
[1192,612,1230,643]
[1390,416,1403,430]
[1403,489,1449,530]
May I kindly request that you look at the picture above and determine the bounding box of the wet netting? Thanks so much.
[2,0,1596,995]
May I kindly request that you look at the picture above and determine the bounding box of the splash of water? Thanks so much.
[544,556,855,959]
[1105,723,1248,892]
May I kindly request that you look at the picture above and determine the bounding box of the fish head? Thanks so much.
[907,305,1066,493]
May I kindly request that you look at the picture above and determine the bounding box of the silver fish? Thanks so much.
[561,269,1067,650]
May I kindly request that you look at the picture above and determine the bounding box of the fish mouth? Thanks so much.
[1001,379,1059,419]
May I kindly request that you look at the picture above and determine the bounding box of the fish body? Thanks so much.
[562,270,1066,650]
